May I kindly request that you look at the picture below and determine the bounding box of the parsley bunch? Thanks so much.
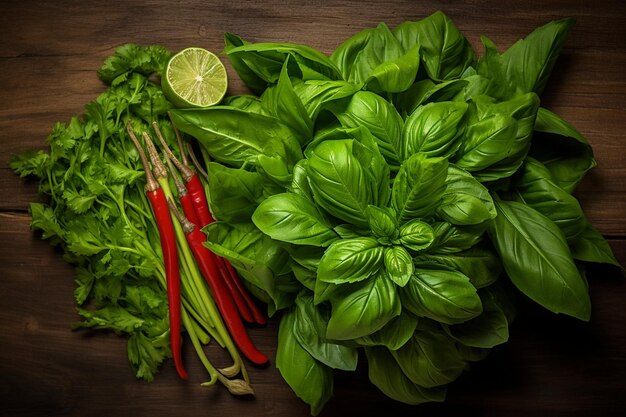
[11,44,179,381]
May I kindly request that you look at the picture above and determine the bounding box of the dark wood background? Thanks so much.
[1,1,624,416]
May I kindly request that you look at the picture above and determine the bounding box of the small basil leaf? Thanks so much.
[402,101,468,159]
[317,237,384,284]
[570,222,623,270]
[488,199,591,321]
[367,205,398,239]
[400,266,483,325]
[326,272,401,340]
[293,79,363,122]
[364,45,420,93]
[384,246,414,287]
[398,219,435,252]
[391,153,448,223]
[289,159,313,200]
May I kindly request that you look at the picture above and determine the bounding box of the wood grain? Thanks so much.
[1,1,625,416]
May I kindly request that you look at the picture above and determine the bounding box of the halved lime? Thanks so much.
[162,47,228,108]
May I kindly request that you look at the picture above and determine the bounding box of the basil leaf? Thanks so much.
[402,101,468,159]
[252,192,338,247]
[401,266,482,324]
[454,113,518,171]
[289,159,313,200]
[391,330,466,388]
[384,246,414,287]
[292,79,362,122]
[488,200,591,320]
[261,59,313,145]
[293,292,359,371]
[222,94,267,115]
[326,272,401,340]
[504,18,574,96]
[395,78,469,116]
[331,22,405,84]
[291,261,316,291]
[332,91,404,167]
[364,45,420,93]
[391,153,448,223]
[443,285,514,348]
[277,308,333,416]
[225,38,342,91]
[306,139,378,228]
[570,222,623,270]
[355,313,419,350]
[205,162,265,223]
[416,246,502,289]
[510,158,585,243]
[393,11,475,81]
[223,33,267,94]
[531,107,596,193]
[317,237,384,284]
[437,164,496,225]
[367,205,398,240]
[169,107,303,168]
[429,221,488,254]
[398,219,435,252]
[365,346,447,405]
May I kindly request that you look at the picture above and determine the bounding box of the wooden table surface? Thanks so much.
[1,1,625,416]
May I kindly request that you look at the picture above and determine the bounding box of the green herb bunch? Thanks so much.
[168,11,622,414]
[10,45,210,382]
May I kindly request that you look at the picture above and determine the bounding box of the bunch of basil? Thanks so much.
[169,11,622,414]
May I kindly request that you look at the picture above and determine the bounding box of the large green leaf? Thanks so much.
[252,192,338,247]
[393,11,475,81]
[400,266,483,325]
[531,107,596,193]
[277,308,333,416]
[332,91,404,166]
[169,107,302,168]
[365,346,447,405]
[205,162,265,223]
[510,158,585,243]
[326,272,401,340]
[437,164,496,225]
[306,139,378,228]
[391,330,466,388]
[293,292,358,371]
[402,101,468,159]
[488,200,591,320]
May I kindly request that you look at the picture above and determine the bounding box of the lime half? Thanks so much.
[162,47,228,108]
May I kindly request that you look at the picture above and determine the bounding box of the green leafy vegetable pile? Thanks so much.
[165,11,622,414]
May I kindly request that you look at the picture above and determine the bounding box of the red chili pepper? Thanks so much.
[154,121,267,325]
[127,123,188,381]
[168,199,269,366]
